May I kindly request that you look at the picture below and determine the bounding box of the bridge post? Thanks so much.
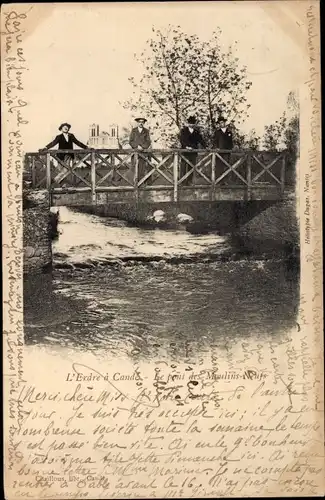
[46,152,51,190]
[246,152,252,201]
[281,153,286,195]
[91,150,96,204]
[173,152,178,202]
[134,153,139,202]
[211,152,216,201]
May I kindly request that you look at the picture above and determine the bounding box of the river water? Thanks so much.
[24,207,299,362]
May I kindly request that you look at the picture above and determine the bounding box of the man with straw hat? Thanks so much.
[129,117,153,185]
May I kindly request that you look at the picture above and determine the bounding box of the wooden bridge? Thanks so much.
[25,149,292,206]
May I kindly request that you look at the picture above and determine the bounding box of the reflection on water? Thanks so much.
[24,207,299,361]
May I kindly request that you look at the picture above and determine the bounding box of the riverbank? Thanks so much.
[233,196,299,256]
[23,190,53,273]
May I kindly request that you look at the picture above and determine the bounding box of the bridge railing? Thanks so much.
[24,148,289,202]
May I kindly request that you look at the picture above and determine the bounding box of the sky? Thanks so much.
[22,2,304,151]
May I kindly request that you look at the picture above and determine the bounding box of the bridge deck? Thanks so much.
[25,148,292,205]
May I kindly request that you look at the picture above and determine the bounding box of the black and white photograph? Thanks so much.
[23,3,300,355]
[3,2,323,499]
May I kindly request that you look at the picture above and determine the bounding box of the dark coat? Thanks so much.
[179,127,206,184]
[129,127,151,149]
[44,133,88,160]
[212,127,233,150]
[179,127,206,149]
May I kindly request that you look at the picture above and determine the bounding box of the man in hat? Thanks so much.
[212,117,234,183]
[212,117,233,150]
[40,123,88,163]
[179,116,206,185]
[129,118,152,185]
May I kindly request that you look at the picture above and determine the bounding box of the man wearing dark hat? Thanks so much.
[212,117,233,150]
[129,118,152,184]
[212,117,234,183]
[40,123,88,163]
[179,116,206,185]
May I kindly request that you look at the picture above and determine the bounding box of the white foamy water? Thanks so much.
[52,206,228,263]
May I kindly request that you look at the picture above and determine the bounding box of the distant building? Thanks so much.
[88,123,119,148]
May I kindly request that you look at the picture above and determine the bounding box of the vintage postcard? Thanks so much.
[2,1,324,498]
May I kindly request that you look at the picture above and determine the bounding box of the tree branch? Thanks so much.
[207,51,216,133]
[152,94,178,125]
[159,32,180,127]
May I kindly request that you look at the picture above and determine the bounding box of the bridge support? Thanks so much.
[233,195,298,254]
[23,189,52,273]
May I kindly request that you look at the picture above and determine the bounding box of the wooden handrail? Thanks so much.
[24,148,289,201]
[26,148,288,156]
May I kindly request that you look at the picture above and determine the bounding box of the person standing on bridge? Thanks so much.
[129,118,153,185]
[179,116,206,186]
[212,117,234,184]
[212,117,234,151]
[40,123,88,165]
